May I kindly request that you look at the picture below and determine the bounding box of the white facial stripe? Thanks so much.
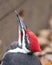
[18,26,22,46]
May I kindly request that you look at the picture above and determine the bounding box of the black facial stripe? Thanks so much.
[25,33,29,49]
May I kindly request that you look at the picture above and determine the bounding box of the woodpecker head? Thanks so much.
[15,10,41,53]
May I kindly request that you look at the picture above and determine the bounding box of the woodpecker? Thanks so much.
[1,10,42,65]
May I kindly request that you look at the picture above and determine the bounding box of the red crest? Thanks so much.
[25,29,41,52]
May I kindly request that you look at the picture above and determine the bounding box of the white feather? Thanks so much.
[18,26,21,46]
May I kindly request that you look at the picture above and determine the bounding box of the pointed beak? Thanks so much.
[15,10,26,30]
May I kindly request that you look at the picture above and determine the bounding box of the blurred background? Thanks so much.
[0,0,52,65]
